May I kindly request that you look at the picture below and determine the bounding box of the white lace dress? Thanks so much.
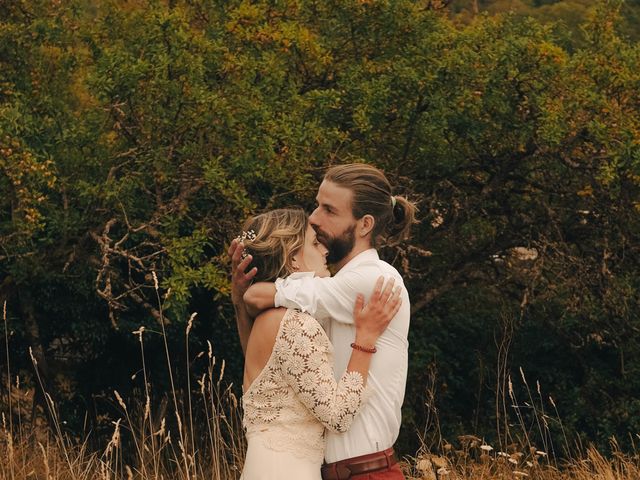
[240,309,366,480]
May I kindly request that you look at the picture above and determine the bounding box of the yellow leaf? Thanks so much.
[577,185,593,197]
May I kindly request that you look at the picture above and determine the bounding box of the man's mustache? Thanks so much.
[312,226,331,247]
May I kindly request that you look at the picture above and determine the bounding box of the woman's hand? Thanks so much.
[228,238,257,305]
[353,276,402,349]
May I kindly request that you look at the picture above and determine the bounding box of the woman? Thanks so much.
[237,208,401,480]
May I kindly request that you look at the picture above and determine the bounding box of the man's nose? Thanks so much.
[309,207,320,226]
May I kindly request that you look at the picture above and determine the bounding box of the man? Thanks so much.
[230,163,416,479]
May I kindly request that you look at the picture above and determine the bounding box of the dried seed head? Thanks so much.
[154,418,166,437]
[29,347,37,366]
[186,312,197,335]
[219,359,226,382]
[198,373,206,395]
[416,458,433,473]
[431,455,448,469]
[107,418,122,452]
[176,414,183,435]
[114,390,127,411]
[144,396,150,421]
[132,326,145,342]
[152,271,159,291]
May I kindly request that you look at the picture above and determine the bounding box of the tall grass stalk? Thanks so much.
[28,348,79,476]
[133,324,159,478]
[519,366,549,458]
[151,271,191,480]
[186,312,197,466]
[3,300,15,480]
[2,294,639,479]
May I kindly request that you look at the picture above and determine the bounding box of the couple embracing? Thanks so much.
[229,163,416,480]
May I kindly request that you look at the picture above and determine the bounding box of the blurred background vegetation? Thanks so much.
[450,0,640,45]
[1,0,639,458]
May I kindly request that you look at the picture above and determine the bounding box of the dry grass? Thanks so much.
[2,294,639,480]
[1,286,245,480]
[404,438,640,480]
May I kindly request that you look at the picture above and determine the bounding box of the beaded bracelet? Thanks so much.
[350,342,377,354]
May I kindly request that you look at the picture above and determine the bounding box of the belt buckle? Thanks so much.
[337,463,352,480]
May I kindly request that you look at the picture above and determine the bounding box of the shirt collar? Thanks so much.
[285,271,316,280]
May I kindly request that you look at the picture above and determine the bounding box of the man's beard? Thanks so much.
[316,224,356,265]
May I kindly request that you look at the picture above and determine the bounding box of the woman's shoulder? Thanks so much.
[252,307,288,339]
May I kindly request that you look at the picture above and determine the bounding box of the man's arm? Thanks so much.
[243,272,319,318]
[228,238,257,355]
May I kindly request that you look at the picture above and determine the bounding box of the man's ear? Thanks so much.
[359,214,375,238]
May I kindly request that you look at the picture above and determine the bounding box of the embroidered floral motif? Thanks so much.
[242,309,366,462]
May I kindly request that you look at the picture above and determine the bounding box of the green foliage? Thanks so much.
[1,0,639,457]
[450,0,640,46]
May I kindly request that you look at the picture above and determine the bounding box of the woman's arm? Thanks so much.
[278,277,401,433]
[243,282,277,318]
[228,238,257,355]
[278,266,394,324]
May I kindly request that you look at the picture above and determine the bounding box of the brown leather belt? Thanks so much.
[321,447,398,480]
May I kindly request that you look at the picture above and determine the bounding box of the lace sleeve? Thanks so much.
[276,310,365,433]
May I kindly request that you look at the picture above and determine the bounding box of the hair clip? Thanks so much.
[237,230,257,242]
[235,230,257,259]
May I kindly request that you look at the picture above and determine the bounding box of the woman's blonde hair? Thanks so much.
[241,208,308,283]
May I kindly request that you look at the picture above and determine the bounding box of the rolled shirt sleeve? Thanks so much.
[274,265,386,325]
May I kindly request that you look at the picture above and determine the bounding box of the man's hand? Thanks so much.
[228,237,257,305]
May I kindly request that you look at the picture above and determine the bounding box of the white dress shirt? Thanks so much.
[274,249,410,463]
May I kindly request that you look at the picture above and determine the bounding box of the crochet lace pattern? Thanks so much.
[242,309,365,462]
